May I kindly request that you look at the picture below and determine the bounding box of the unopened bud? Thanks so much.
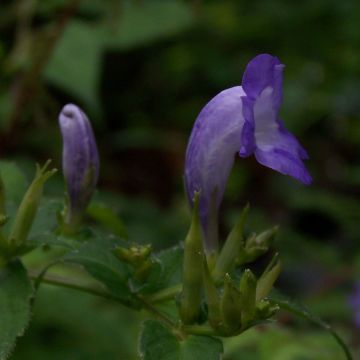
[239,269,257,327]
[213,204,249,282]
[237,226,278,265]
[9,160,56,248]
[255,299,279,319]
[59,104,99,230]
[256,254,281,302]
[220,274,242,332]
[114,244,152,266]
[180,192,204,324]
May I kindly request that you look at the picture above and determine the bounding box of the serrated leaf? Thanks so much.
[64,239,137,307]
[156,246,183,288]
[269,293,353,360]
[87,203,128,239]
[139,320,223,360]
[0,260,33,360]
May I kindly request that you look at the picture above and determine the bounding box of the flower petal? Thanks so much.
[59,104,100,223]
[255,146,312,185]
[185,86,246,247]
[242,53,284,112]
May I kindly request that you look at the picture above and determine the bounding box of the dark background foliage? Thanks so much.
[0,0,359,358]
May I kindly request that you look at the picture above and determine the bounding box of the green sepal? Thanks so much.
[213,204,249,282]
[179,192,204,325]
[220,274,242,332]
[256,253,281,302]
[203,258,222,329]
[239,269,257,327]
[8,160,57,252]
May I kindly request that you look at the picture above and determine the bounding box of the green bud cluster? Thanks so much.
[179,202,282,337]
[114,244,154,282]
[237,226,278,265]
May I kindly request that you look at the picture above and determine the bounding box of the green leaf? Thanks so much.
[139,320,223,360]
[269,293,353,360]
[44,20,103,114]
[87,203,128,239]
[156,246,183,289]
[0,260,33,360]
[64,239,137,307]
[102,1,194,50]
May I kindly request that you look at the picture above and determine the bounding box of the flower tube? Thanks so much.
[185,54,312,252]
[59,104,99,228]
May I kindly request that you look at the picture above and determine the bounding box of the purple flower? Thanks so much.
[185,54,312,251]
[59,104,99,227]
[349,282,360,329]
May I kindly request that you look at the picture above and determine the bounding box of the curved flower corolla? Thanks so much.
[185,54,312,251]
[59,104,100,227]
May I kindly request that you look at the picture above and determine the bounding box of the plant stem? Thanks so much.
[28,269,186,339]
[183,324,216,336]
[146,284,182,303]
[27,269,120,302]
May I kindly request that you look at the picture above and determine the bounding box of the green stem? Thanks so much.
[146,284,182,303]
[183,324,216,336]
[28,270,186,339]
[27,270,120,302]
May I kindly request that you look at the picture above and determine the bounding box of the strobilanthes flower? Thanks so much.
[185,54,312,252]
[59,104,99,228]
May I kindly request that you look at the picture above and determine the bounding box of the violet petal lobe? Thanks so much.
[240,54,312,185]
[59,103,100,224]
[185,86,246,249]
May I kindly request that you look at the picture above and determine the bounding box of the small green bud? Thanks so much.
[180,192,204,325]
[114,244,152,266]
[255,299,279,319]
[256,254,281,302]
[203,258,222,329]
[220,274,242,332]
[239,269,257,327]
[237,226,278,265]
[213,204,249,282]
[8,160,56,249]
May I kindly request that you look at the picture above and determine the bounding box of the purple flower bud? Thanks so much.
[59,104,99,227]
[185,54,312,251]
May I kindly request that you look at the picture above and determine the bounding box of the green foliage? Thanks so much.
[139,320,223,360]
[0,260,33,360]
[45,0,194,113]
[64,237,137,307]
